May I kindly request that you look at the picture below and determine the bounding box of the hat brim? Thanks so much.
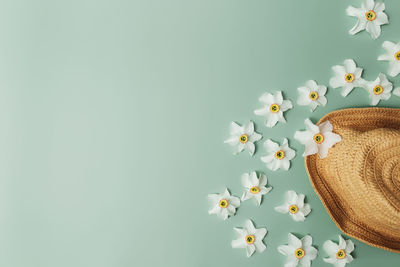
[306,107,400,253]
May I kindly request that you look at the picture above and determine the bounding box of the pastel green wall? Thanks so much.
[0,0,399,266]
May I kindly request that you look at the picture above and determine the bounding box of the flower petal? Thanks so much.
[319,120,333,133]
[264,139,280,152]
[258,173,268,186]
[254,240,266,253]
[288,233,302,248]
[241,173,251,188]
[338,235,346,250]
[301,235,313,248]
[244,122,254,135]
[345,239,355,253]
[301,204,311,217]
[274,91,283,105]
[245,142,255,156]
[305,246,318,260]
[329,76,344,89]
[277,245,292,256]
[259,92,274,105]
[232,237,246,248]
[292,212,306,222]
[275,203,289,214]
[366,21,381,40]
[375,12,389,26]
[349,19,367,35]
[229,121,243,135]
[344,59,356,73]
[305,80,318,90]
[281,99,293,111]
[246,244,255,257]
[249,171,259,185]
[285,190,298,204]
[323,240,339,255]
[245,219,256,233]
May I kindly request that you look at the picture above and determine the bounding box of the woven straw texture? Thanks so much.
[306,107,400,253]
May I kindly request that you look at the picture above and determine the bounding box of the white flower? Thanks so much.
[346,0,389,40]
[275,190,311,222]
[241,171,272,206]
[231,219,267,257]
[329,59,364,97]
[261,138,296,171]
[278,233,318,267]
[208,188,240,220]
[378,41,400,77]
[294,118,341,159]
[297,80,327,112]
[323,236,355,267]
[224,121,262,156]
[364,73,393,106]
[254,91,293,128]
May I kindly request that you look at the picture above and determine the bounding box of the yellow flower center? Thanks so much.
[269,103,280,113]
[289,204,299,214]
[294,248,305,259]
[373,85,383,95]
[219,199,229,208]
[313,133,324,144]
[395,51,400,61]
[365,10,376,21]
[309,91,319,101]
[344,73,355,83]
[239,134,248,144]
[274,150,285,160]
[249,186,260,194]
[245,235,255,244]
[336,249,346,259]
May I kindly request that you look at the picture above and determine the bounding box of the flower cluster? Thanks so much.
[204,0,400,263]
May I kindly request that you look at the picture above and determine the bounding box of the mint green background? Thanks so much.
[1,0,400,266]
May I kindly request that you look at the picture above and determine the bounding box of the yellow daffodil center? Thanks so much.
[373,85,383,95]
[249,186,260,194]
[336,249,346,259]
[365,10,376,21]
[269,103,280,113]
[395,51,400,61]
[289,204,299,214]
[245,235,255,244]
[239,134,248,144]
[295,248,305,259]
[313,133,324,144]
[219,199,229,208]
[309,91,319,101]
[274,150,285,160]
[344,73,355,83]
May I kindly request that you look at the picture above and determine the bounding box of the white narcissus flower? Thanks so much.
[261,138,296,171]
[275,190,311,222]
[378,41,400,77]
[278,233,318,267]
[297,80,327,112]
[329,59,364,97]
[231,219,267,257]
[294,118,342,159]
[364,73,393,106]
[208,189,240,220]
[323,236,355,267]
[346,0,389,40]
[224,121,262,156]
[254,91,293,128]
[241,171,272,206]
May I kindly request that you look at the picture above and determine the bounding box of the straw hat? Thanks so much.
[305,107,400,253]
